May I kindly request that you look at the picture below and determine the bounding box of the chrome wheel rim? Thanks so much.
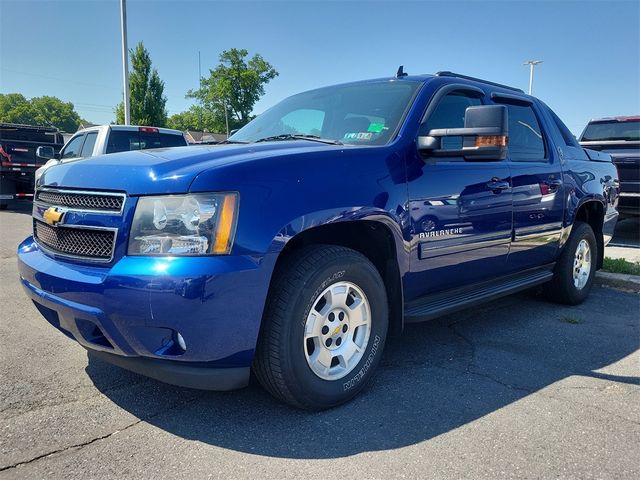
[303,281,371,381]
[573,239,592,290]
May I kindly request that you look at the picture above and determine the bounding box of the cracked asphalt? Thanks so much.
[1,205,639,479]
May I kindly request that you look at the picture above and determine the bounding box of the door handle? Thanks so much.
[486,179,510,193]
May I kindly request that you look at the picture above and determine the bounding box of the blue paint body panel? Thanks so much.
[17,74,620,389]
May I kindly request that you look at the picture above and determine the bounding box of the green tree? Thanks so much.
[115,42,167,127]
[167,105,223,132]
[0,93,82,132]
[188,48,278,131]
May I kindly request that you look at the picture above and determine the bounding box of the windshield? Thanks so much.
[581,120,640,141]
[228,80,421,146]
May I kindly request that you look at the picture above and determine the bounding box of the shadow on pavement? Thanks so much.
[85,287,639,459]
[612,217,640,247]
[0,202,33,216]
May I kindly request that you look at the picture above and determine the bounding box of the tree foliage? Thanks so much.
[167,105,222,132]
[115,42,167,127]
[188,48,278,131]
[0,93,83,132]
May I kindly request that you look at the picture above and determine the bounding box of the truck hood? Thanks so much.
[38,142,338,195]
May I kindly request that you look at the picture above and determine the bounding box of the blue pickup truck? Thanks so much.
[18,71,619,410]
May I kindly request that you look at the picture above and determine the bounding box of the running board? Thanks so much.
[404,268,554,322]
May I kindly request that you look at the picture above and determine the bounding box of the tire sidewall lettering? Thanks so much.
[300,269,345,328]
[342,334,381,391]
[295,263,387,397]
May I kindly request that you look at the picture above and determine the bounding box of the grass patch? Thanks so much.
[602,257,640,276]
[560,316,582,325]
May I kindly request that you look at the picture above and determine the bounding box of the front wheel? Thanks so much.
[545,221,597,305]
[253,245,388,410]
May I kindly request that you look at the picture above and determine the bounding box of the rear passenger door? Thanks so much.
[406,85,513,298]
[491,94,564,271]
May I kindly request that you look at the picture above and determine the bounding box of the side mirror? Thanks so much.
[36,146,56,160]
[229,129,239,136]
[418,105,508,160]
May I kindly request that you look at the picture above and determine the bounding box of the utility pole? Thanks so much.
[198,51,202,132]
[223,101,229,137]
[524,60,542,95]
[120,0,131,124]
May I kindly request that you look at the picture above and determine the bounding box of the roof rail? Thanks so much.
[435,71,524,93]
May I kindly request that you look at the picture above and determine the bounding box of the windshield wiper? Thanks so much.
[254,134,342,145]
[218,139,250,144]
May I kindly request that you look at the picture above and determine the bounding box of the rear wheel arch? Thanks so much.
[573,199,605,269]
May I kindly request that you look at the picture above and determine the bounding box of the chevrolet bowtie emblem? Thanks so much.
[43,207,64,226]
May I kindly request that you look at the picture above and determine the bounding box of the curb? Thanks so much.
[595,271,640,293]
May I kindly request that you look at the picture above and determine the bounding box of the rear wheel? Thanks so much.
[254,245,388,410]
[545,221,597,305]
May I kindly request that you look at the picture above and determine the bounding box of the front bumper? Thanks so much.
[18,236,277,390]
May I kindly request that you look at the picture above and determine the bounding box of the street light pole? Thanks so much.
[524,60,543,95]
[120,0,131,125]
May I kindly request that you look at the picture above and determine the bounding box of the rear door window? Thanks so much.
[80,132,98,157]
[498,103,546,162]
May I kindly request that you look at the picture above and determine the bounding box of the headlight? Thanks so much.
[128,193,238,256]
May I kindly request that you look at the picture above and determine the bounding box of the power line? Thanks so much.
[1,67,119,91]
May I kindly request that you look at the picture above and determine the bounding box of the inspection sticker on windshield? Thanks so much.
[367,123,385,133]
[343,132,373,141]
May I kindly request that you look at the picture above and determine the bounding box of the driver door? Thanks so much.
[405,86,513,299]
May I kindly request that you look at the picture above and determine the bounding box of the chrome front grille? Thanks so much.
[34,220,116,261]
[36,189,125,213]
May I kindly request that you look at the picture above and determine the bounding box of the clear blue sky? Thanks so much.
[1,0,638,134]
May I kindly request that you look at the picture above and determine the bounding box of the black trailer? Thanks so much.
[0,123,64,209]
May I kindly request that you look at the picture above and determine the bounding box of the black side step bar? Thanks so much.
[404,267,553,322]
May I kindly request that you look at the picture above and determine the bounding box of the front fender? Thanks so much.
[266,206,409,272]
[188,143,413,260]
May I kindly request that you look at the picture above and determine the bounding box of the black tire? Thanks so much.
[253,245,388,410]
[545,221,597,305]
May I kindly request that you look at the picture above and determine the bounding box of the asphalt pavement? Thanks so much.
[0,205,638,479]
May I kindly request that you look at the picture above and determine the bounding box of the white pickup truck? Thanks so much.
[36,124,188,182]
